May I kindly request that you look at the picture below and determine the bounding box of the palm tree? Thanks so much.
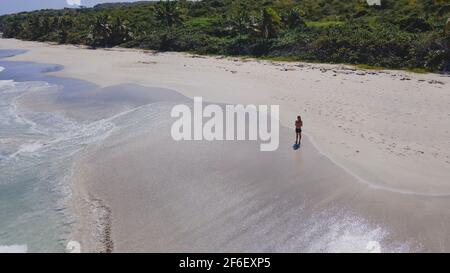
[259,8,281,39]
[112,17,132,45]
[444,17,450,35]
[40,17,51,36]
[88,16,132,48]
[226,9,258,36]
[90,15,112,47]
[283,7,306,29]
[57,17,72,44]
[154,0,185,28]
[28,16,42,40]
[2,19,21,38]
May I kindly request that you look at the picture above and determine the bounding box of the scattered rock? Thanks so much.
[138,61,158,65]
[428,80,445,85]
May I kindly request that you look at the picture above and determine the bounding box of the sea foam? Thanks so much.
[0,245,28,253]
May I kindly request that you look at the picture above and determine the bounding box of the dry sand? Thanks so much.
[1,39,450,252]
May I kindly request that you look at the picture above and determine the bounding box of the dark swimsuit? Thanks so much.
[296,128,302,134]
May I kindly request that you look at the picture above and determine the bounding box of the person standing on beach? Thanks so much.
[295,116,303,146]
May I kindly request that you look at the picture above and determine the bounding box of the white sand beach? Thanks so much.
[1,38,450,252]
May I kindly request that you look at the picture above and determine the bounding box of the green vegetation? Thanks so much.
[0,0,449,72]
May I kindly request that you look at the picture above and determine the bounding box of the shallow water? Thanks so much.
[0,54,119,252]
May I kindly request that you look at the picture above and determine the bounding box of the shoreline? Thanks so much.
[69,159,114,253]
[2,39,450,252]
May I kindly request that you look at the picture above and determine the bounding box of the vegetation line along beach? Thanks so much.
[0,0,449,72]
